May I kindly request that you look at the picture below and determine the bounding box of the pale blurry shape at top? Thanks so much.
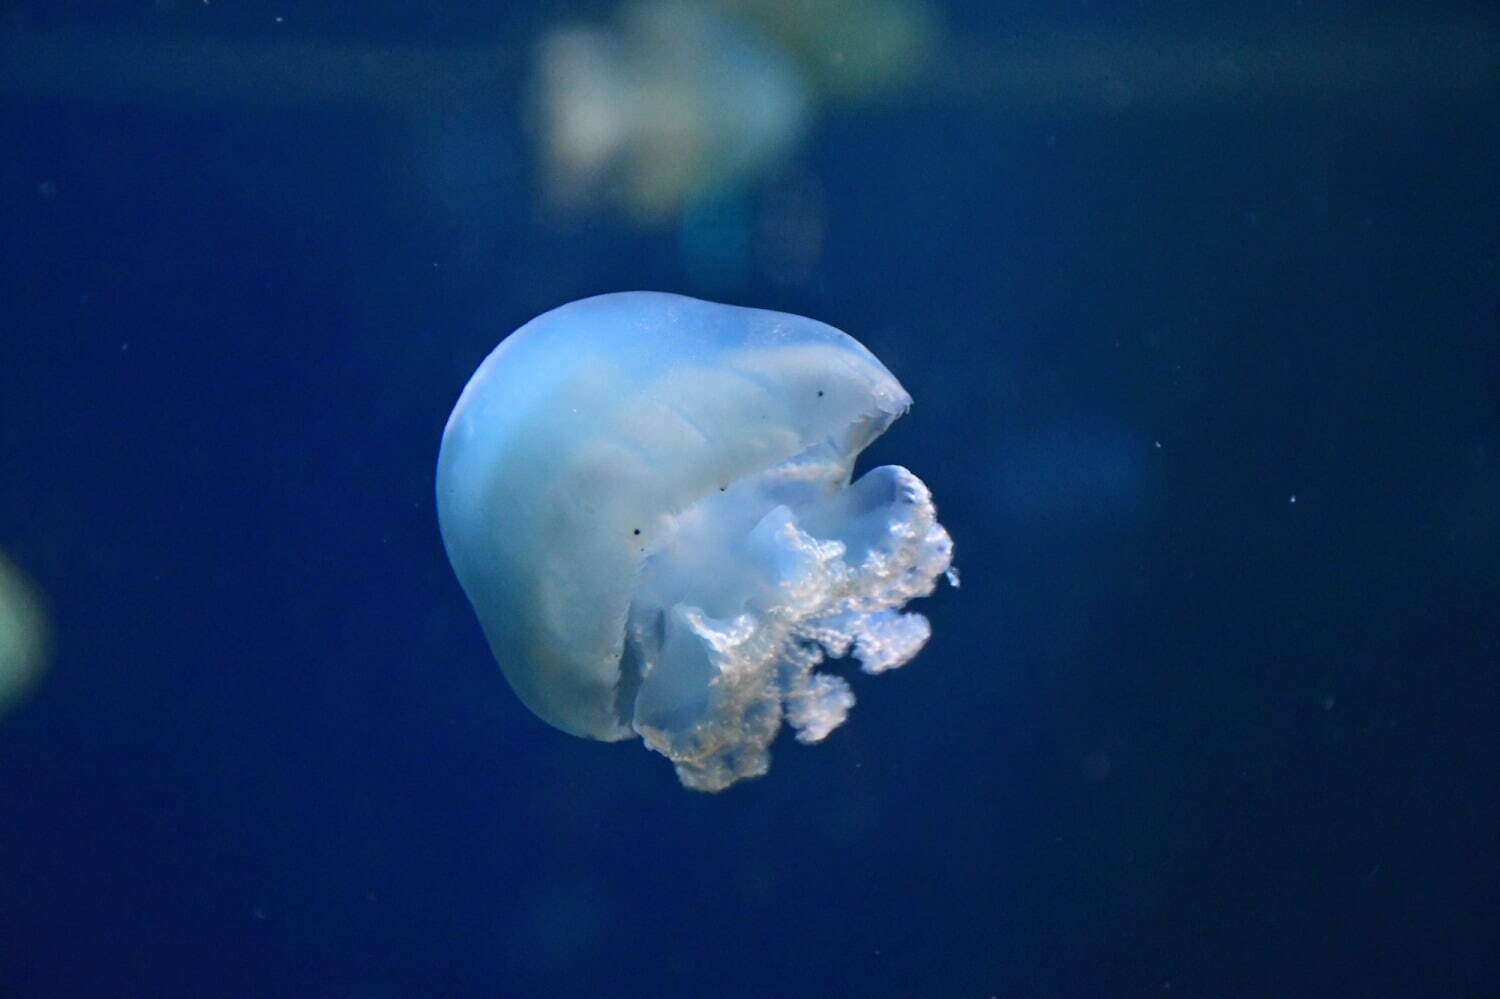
[0,553,48,719]
[532,1,811,226]
[531,0,942,228]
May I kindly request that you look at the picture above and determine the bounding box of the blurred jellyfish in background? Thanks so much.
[531,1,812,226]
[0,553,48,719]
[529,0,944,283]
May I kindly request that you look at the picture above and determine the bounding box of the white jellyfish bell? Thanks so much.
[437,292,953,791]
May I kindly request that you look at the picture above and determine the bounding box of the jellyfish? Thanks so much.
[437,292,953,791]
[0,553,48,719]
[532,2,809,224]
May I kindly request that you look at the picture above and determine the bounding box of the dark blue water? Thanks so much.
[2,3,1496,996]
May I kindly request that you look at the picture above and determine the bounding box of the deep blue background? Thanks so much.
[2,3,1497,996]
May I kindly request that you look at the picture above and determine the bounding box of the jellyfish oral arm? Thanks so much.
[627,459,951,790]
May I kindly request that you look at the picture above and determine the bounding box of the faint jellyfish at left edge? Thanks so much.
[0,553,48,719]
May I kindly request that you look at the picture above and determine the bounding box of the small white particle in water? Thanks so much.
[1289,494,1297,504]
